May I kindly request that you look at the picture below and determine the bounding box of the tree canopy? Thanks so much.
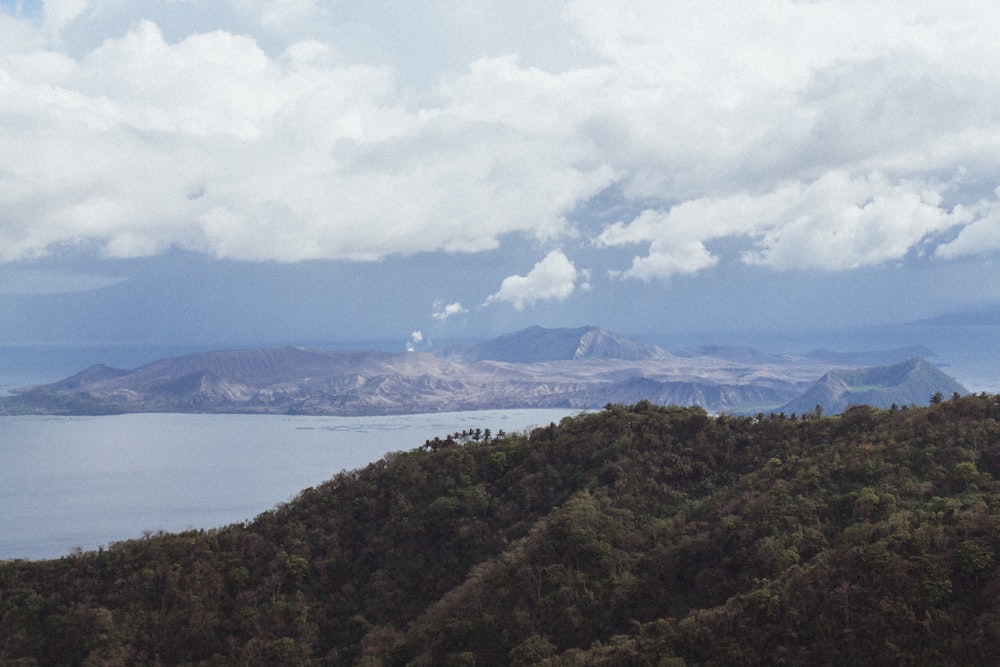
[3,394,1000,665]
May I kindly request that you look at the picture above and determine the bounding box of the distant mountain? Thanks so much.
[0,327,970,416]
[672,345,786,363]
[780,357,967,415]
[803,346,936,366]
[45,363,131,390]
[0,347,471,415]
[570,376,794,412]
[440,325,667,363]
[912,304,1000,326]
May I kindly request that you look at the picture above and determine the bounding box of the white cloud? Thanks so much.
[0,8,45,54]
[2,1,1000,275]
[484,250,584,310]
[741,173,971,270]
[0,18,614,263]
[936,196,1000,259]
[228,0,327,32]
[598,208,725,280]
[600,172,972,279]
[42,0,90,38]
[432,301,466,321]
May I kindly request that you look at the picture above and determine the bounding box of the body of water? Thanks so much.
[0,410,577,561]
[1,325,996,561]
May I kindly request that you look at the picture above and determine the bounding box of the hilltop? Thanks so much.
[0,326,966,416]
[3,395,1000,665]
[439,325,667,363]
[781,356,968,414]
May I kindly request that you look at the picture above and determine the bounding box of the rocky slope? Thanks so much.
[0,327,966,416]
[439,325,667,363]
[780,356,968,414]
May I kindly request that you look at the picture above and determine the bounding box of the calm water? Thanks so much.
[0,410,577,561]
[1,326,996,561]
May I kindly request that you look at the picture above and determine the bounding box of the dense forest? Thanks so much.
[3,394,1000,665]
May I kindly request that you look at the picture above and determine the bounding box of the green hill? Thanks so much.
[3,395,1000,665]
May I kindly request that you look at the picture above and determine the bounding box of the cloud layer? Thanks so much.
[2,0,1000,291]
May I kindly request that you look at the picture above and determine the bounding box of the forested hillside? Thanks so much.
[3,394,1000,665]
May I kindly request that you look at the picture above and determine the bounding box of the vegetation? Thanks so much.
[3,394,1000,665]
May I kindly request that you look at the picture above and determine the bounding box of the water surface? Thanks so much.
[0,410,576,560]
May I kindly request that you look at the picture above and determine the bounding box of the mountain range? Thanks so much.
[0,326,967,416]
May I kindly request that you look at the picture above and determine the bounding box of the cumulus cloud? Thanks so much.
[483,250,584,310]
[42,0,91,38]
[0,16,613,264]
[432,300,467,321]
[2,0,1000,276]
[741,173,971,270]
[600,172,973,279]
[936,196,1000,259]
[598,208,723,280]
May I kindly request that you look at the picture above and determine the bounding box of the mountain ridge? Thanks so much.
[439,325,667,363]
[0,326,966,416]
[780,356,967,414]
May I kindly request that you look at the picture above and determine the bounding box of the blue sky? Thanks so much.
[2,1,1000,350]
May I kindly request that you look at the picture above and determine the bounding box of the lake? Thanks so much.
[2,325,997,562]
[0,409,578,561]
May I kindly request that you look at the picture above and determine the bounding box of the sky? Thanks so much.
[2,0,1000,351]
